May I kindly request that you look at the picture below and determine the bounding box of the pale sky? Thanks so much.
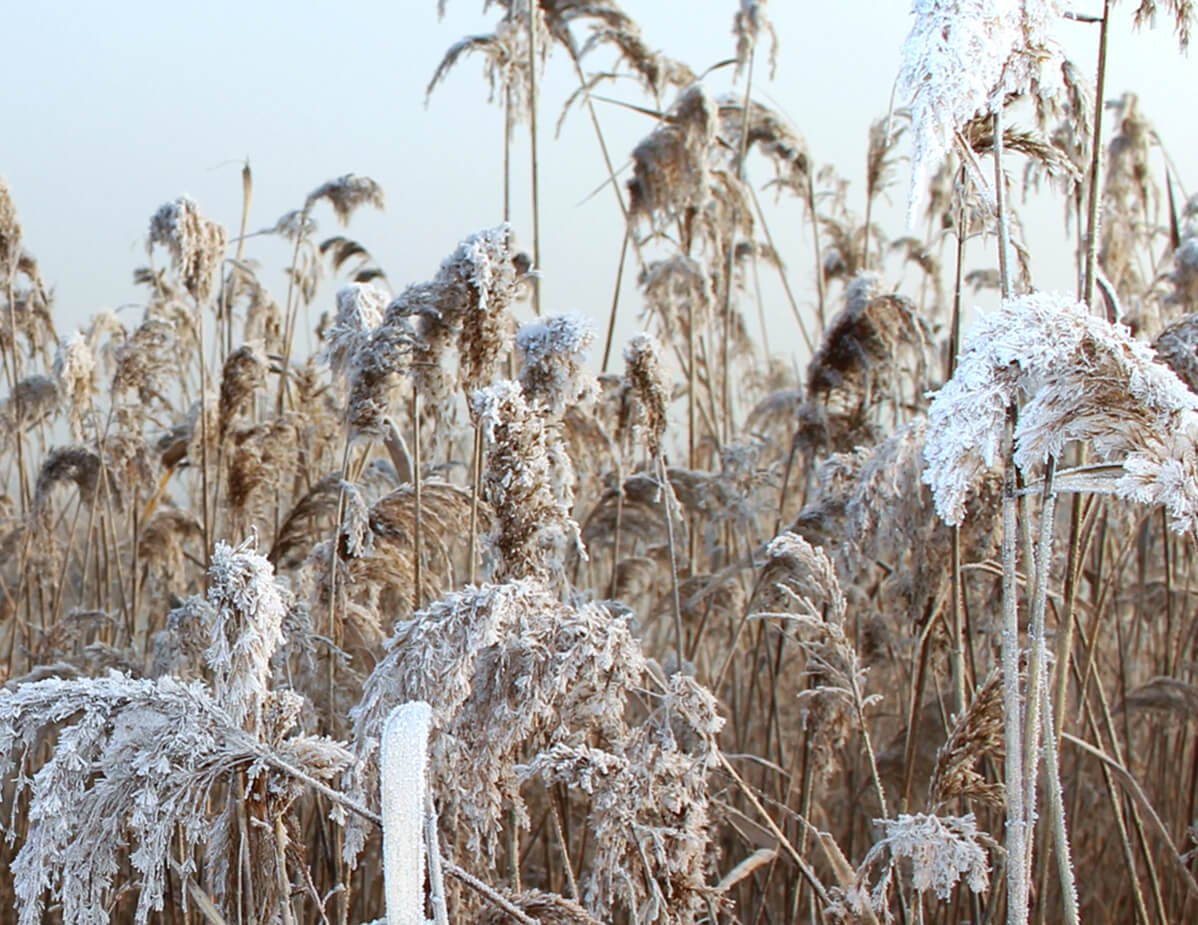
[2,2,1195,367]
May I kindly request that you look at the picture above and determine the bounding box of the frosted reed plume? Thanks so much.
[620,333,669,459]
[924,291,1198,530]
[836,813,990,919]
[147,196,227,304]
[205,537,292,734]
[0,537,351,925]
[217,343,266,436]
[628,83,718,226]
[473,380,581,581]
[348,580,644,858]
[305,173,385,225]
[516,313,597,417]
[898,0,1067,219]
[733,0,778,78]
[52,330,96,439]
[0,176,22,281]
[322,281,387,381]
[798,272,928,453]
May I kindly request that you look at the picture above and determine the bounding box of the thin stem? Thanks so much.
[1039,672,1079,925]
[716,749,834,913]
[748,183,816,354]
[467,423,482,585]
[1021,460,1058,884]
[718,43,756,447]
[1001,412,1029,925]
[806,173,827,333]
[273,816,296,925]
[275,205,311,415]
[659,454,685,671]
[412,390,424,609]
[601,223,631,374]
[993,109,1014,302]
[526,4,542,316]
[1082,0,1112,309]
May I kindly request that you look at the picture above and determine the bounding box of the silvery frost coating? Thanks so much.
[381,702,432,925]
[923,292,1198,531]
[898,0,1066,221]
[322,282,387,381]
[206,537,291,734]
[0,539,350,925]
[878,814,990,900]
[516,313,597,417]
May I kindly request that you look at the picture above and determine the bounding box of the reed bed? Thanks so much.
[2,1,1198,922]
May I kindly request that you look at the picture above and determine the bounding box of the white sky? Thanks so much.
[2,2,1195,370]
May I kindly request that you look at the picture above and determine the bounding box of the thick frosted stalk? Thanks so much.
[381,701,433,925]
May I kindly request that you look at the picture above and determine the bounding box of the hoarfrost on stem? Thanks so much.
[381,702,432,925]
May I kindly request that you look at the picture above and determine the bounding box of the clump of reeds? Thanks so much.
[1,3,1198,923]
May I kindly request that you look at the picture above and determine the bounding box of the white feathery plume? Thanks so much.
[53,329,96,439]
[898,0,1067,222]
[323,282,387,380]
[516,313,597,416]
[206,537,291,734]
[923,291,1198,531]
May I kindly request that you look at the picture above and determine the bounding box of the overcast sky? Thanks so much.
[2,2,1195,367]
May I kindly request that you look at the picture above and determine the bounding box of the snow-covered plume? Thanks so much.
[0,671,353,925]
[924,292,1198,530]
[898,0,1067,221]
[472,380,582,581]
[147,195,227,303]
[205,537,291,734]
[347,579,649,867]
[322,282,386,380]
[516,313,597,417]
